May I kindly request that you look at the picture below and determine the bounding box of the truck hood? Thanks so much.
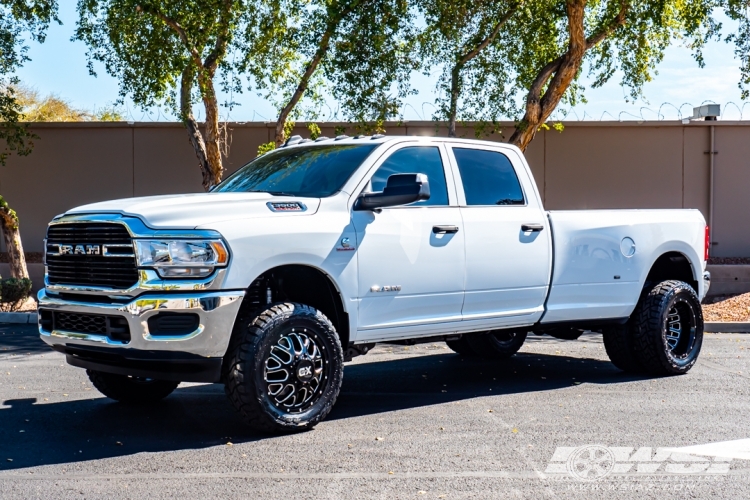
[66,192,321,228]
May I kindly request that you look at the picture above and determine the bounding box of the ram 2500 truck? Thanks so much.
[39,135,710,432]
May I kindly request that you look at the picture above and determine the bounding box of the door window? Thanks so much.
[369,146,449,206]
[453,148,524,206]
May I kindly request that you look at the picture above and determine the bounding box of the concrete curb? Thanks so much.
[0,312,38,324]
[705,322,750,333]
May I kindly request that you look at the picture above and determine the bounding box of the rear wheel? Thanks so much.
[632,280,703,375]
[466,330,527,359]
[87,370,179,404]
[445,336,475,356]
[602,324,643,373]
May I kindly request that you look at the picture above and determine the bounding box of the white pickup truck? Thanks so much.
[39,135,710,432]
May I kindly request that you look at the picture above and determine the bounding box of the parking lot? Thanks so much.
[1,324,749,499]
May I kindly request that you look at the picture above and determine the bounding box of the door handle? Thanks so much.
[521,223,544,232]
[433,225,459,234]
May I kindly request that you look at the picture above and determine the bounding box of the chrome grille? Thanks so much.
[46,223,139,289]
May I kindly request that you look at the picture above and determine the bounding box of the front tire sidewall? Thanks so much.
[226,303,343,433]
[252,312,341,429]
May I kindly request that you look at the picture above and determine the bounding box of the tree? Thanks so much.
[0,1,58,281]
[11,82,124,121]
[420,0,719,151]
[725,0,750,100]
[243,0,416,149]
[417,0,520,137]
[0,196,27,279]
[1,0,58,165]
[76,1,254,190]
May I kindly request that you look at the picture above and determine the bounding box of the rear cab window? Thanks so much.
[451,147,525,206]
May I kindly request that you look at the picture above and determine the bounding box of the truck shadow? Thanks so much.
[0,324,49,356]
[0,343,649,471]
[331,346,644,420]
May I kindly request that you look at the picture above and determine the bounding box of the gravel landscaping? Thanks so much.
[703,293,750,322]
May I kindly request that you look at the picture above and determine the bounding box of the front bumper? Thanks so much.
[38,289,245,382]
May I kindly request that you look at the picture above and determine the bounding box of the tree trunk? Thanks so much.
[448,64,461,138]
[0,197,28,279]
[507,0,628,151]
[274,49,328,147]
[508,0,587,151]
[198,71,224,189]
[447,5,519,139]
[180,65,215,191]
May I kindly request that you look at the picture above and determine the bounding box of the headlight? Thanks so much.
[135,240,229,278]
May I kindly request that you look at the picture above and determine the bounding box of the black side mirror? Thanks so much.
[355,173,431,211]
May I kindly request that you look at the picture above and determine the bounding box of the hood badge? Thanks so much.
[267,201,307,212]
[337,237,355,252]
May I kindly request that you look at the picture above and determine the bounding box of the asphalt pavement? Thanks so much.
[1,324,749,499]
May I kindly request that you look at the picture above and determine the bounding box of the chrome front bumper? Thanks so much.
[38,289,245,358]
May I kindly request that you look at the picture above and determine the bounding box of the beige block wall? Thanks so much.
[1,121,747,258]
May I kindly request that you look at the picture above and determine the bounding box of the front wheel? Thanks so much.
[87,370,179,404]
[466,329,527,359]
[223,303,344,433]
[632,280,704,375]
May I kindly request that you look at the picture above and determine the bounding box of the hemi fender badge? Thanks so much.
[267,201,307,212]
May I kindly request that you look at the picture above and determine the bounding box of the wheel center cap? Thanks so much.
[295,359,314,382]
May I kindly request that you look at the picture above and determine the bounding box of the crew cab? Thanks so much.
[38,135,710,432]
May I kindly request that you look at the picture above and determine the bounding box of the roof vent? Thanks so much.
[284,135,303,146]
[314,136,331,142]
[371,134,385,139]
[334,134,350,141]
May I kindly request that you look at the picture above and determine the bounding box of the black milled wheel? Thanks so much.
[465,329,527,360]
[223,303,343,433]
[632,280,703,375]
[602,323,643,373]
[87,370,179,404]
[445,336,475,356]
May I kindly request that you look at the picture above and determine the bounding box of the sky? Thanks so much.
[14,3,748,122]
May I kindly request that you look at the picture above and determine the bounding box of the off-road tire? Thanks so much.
[602,323,643,373]
[632,280,703,375]
[87,370,179,404]
[445,336,475,356]
[223,303,344,433]
[465,330,527,360]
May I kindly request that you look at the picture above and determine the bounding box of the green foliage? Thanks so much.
[418,0,720,135]
[283,119,295,140]
[7,82,124,121]
[307,122,321,140]
[725,0,750,100]
[0,277,32,311]
[74,0,253,115]
[0,0,59,165]
[239,0,417,128]
[257,141,275,157]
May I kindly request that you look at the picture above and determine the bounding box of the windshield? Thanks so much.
[214,144,379,197]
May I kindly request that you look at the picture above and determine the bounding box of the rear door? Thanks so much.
[352,143,465,338]
[447,144,552,327]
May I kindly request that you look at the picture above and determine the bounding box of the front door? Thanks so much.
[448,144,552,327]
[352,143,465,339]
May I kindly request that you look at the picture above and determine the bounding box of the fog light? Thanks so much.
[157,267,213,278]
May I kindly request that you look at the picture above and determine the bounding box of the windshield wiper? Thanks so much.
[250,190,298,197]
